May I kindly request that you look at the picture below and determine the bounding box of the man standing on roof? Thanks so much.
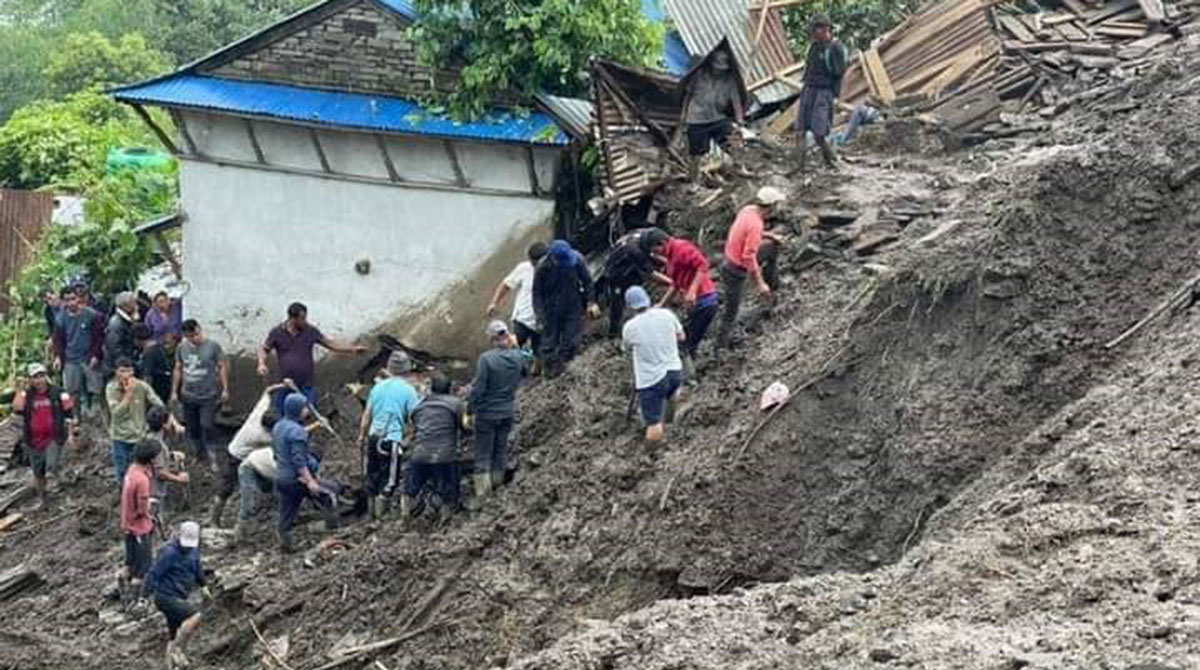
[685,48,746,181]
[601,228,673,339]
[469,321,532,499]
[357,351,421,520]
[717,187,787,351]
[648,234,719,378]
[11,363,74,510]
[795,14,848,172]
[533,240,598,378]
[487,241,548,370]
[622,286,685,442]
[257,302,368,413]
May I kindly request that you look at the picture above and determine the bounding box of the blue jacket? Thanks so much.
[147,539,205,601]
[272,393,310,484]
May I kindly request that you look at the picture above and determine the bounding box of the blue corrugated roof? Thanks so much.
[114,75,569,146]
[373,0,417,20]
[663,32,693,75]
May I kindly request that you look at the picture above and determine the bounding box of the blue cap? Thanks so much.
[625,286,651,310]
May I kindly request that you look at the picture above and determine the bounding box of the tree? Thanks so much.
[44,32,173,97]
[0,91,161,190]
[412,0,665,119]
[782,0,924,56]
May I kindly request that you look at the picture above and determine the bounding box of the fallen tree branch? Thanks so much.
[204,600,304,658]
[1105,270,1200,349]
[658,472,679,511]
[308,619,454,670]
[251,619,296,670]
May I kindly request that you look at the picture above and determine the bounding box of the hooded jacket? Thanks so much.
[272,393,310,484]
[533,240,594,322]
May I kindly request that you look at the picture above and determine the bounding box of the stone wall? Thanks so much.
[208,0,461,100]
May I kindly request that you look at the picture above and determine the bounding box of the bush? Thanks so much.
[783,0,924,55]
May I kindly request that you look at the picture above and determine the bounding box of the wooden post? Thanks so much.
[244,119,266,164]
[130,104,181,155]
[309,129,332,173]
[168,109,199,156]
[442,141,468,187]
[374,134,401,182]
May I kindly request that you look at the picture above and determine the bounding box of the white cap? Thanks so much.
[755,186,787,206]
[179,521,200,548]
[486,320,509,337]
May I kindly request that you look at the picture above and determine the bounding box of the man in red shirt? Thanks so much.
[120,440,161,604]
[717,186,787,350]
[650,236,720,379]
[11,363,74,509]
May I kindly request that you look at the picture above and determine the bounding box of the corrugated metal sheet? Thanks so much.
[372,0,416,20]
[114,75,569,146]
[535,94,593,139]
[662,0,796,104]
[0,189,53,315]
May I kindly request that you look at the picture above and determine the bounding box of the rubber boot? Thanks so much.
[665,394,679,424]
[490,469,505,490]
[207,496,225,529]
[816,136,837,169]
[398,495,414,529]
[232,520,247,547]
[371,495,389,521]
[277,530,296,554]
[36,484,49,511]
[681,353,696,384]
[473,472,493,500]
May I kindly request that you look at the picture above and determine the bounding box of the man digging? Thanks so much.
[621,287,685,443]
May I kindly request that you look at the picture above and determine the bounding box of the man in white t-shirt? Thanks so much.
[487,242,548,357]
[621,286,685,442]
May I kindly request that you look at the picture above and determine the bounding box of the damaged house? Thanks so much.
[113,0,574,360]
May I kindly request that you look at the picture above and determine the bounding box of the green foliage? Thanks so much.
[0,90,161,190]
[44,31,173,97]
[412,0,665,119]
[0,165,175,385]
[782,0,924,55]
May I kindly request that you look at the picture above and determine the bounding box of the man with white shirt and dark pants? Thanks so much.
[621,286,685,442]
[487,242,547,371]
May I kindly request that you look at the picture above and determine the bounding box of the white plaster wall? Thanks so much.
[182,111,258,163]
[178,159,556,357]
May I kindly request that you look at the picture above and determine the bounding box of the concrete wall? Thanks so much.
[177,120,561,363]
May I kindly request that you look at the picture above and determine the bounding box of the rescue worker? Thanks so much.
[119,439,160,605]
[648,234,720,377]
[469,321,531,499]
[107,357,166,488]
[601,228,673,338]
[11,363,73,509]
[487,241,548,362]
[172,319,230,475]
[532,239,598,378]
[51,289,104,418]
[104,291,141,380]
[210,382,289,531]
[356,351,420,519]
[717,187,787,351]
[146,521,211,669]
[795,14,848,172]
[272,392,328,553]
[621,287,685,442]
[257,302,368,414]
[403,373,467,524]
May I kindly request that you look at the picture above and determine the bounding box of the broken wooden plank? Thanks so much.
[1117,32,1173,58]
[853,229,901,255]
[998,14,1038,42]
[1106,270,1200,348]
[861,48,897,104]
[1137,0,1166,23]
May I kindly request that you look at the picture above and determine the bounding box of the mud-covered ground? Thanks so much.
[3,36,1200,670]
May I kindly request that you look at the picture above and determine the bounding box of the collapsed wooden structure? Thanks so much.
[770,0,1193,136]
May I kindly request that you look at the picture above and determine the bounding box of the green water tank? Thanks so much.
[106,147,173,174]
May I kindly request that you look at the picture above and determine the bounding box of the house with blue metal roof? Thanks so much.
[112,0,579,359]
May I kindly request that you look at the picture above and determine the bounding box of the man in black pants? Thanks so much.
[172,319,229,476]
[533,240,598,377]
[469,321,532,500]
[684,47,746,180]
[795,14,848,173]
[601,228,673,338]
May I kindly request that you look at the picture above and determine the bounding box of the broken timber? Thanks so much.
[1105,270,1200,349]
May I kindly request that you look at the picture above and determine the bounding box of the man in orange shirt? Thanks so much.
[717,186,787,350]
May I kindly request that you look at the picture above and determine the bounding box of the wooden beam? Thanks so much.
[309,129,332,173]
[168,109,199,156]
[374,134,401,182]
[525,147,542,196]
[441,141,468,187]
[153,231,183,280]
[244,119,266,164]
[178,154,554,200]
[130,104,181,155]
[861,48,897,104]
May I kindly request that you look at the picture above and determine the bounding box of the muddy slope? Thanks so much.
[2,47,1200,670]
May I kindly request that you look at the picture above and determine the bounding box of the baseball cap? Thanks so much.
[756,186,787,206]
[26,363,47,377]
[486,320,509,337]
[625,286,651,310]
[386,350,412,376]
[179,521,200,548]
